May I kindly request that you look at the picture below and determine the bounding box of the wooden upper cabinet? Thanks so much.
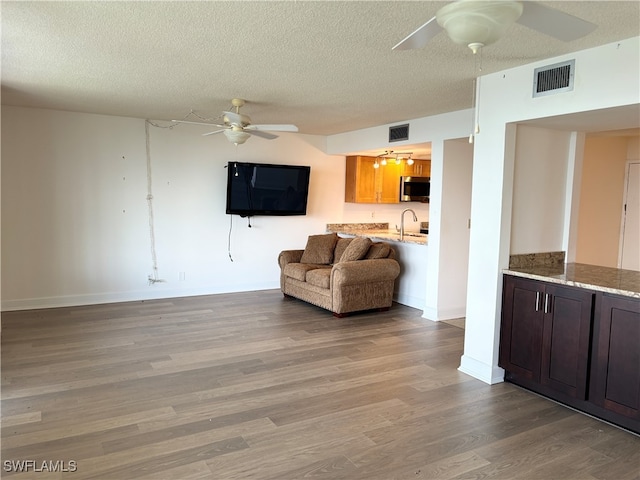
[378,162,402,203]
[345,156,400,204]
[402,159,431,177]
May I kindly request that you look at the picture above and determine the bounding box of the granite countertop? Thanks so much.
[504,263,640,298]
[326,223,427,245]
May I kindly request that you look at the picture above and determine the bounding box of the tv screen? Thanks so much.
[225,162,311,217]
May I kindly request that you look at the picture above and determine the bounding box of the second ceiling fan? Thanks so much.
[393,1,597,54]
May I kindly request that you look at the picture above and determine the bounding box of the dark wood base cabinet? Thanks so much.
[500,275,640,434]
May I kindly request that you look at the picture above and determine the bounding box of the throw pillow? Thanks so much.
[338,236,372,262]
[333,237,353,264]
[300,233,339,265]
[366,242,391,259]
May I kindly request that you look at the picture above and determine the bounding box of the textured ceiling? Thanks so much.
[2,1,639,136]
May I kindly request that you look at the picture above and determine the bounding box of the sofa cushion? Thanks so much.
[300,233,339,265]
[306,268,331,289]
[333,237,353,264]
[338,236,372,262]
[284,263,329,282]
[366,242,391,259]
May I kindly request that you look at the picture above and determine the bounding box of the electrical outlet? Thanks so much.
[371,211,375,218]
[179,271,186,281]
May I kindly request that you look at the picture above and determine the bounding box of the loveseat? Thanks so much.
[278,232,400,317]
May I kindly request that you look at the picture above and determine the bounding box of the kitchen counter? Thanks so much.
[504,263,640,298]
[326,223,427,245]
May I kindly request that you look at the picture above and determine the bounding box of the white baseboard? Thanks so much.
[1,282,280,312]
[393,292,425,310]
[421,305,466,321]
[458,354,504,385]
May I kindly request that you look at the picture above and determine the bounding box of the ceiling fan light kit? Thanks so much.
[436,0,523,51]
[223,128,251,145]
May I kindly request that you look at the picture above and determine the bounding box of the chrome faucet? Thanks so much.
[400,208,418,241]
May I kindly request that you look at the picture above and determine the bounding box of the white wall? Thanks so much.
[424,138,473,321]
[1,106,344,310]
[391,242,428,309]
[326,109,473,155]
[460,37,640,384]
[510,125,572,255]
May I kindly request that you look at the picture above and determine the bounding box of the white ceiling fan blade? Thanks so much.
[202,129,227,137]
[392,16,442,50]
[246,129,278,140]
[248,124,299,132]
[518,1,597,42]
[171,119,225,127]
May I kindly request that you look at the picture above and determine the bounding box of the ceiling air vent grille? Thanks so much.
[533,60,575,97]
[389,124,409,142]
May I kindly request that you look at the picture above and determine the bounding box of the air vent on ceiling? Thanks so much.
[389,123,409,142]
[533,59,575,98]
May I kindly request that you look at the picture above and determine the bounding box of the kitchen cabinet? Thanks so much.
[345,156,401,204]
[402,159,431,177]
[590,293,640,420]
[500,273,640,433]
[499,275,594,400]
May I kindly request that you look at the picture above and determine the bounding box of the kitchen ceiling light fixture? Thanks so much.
[375,150,414,168]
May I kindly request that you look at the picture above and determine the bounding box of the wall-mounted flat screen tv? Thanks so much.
[225,161,311,217]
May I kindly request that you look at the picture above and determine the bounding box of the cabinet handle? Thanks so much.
[535,292,540,312]
[544,293,550,314]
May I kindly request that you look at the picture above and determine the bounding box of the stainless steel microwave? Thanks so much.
[400,176,430,202]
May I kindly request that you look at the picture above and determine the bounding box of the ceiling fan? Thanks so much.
[172,98,298,145]
[393,1,597,54]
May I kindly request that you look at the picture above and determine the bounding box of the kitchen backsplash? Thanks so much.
[509,251,565,269]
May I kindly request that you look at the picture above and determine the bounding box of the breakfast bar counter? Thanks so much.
[326,222,427,245]
[326,222,427,308]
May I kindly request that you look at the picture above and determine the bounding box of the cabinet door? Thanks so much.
[402,159,431,177]
[415,159,431,177]
[402,161,417,177]
[345,156,400,204]
[345,156,376,203]
[540,284,594,399]
[499,276,544,381]
[378,162,401,203]
[591,294,640,419]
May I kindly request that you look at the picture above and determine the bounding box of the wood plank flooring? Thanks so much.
[1,290,638,479]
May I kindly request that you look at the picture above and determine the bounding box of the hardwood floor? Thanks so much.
[1,290,638,479]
